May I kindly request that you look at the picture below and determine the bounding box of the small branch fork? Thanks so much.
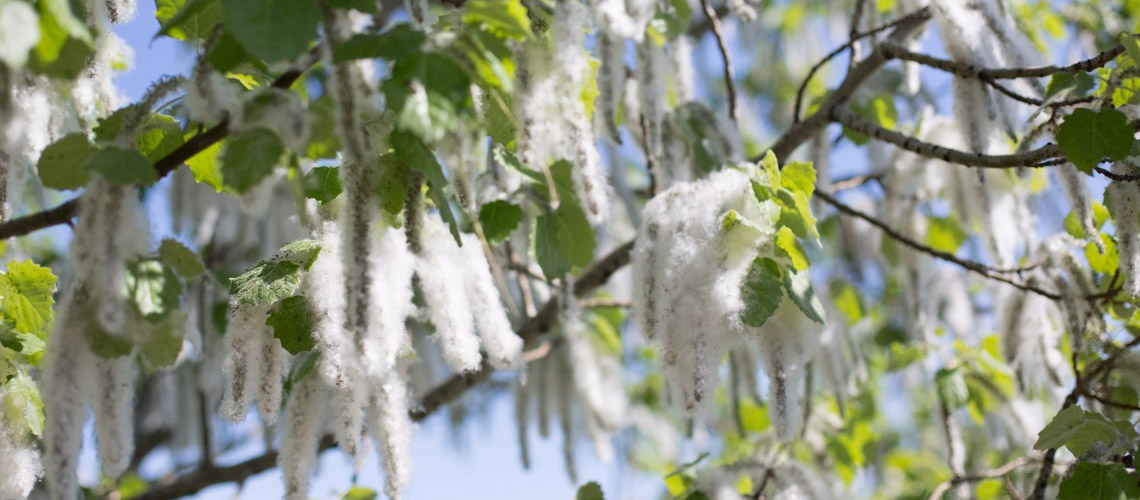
[699,0,737,122]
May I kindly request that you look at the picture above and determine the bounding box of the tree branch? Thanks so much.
[881,39,1126,80]
[830,106,1062,168]
[813,189,1059,299]
[927,456,1036,500]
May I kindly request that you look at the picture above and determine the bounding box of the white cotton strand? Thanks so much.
[331,384,365,458]
[755,300,819,441]
[0,425,41,500]
[279,373,328,500]
[671,36,697,104]
[1109,172,1140,296]
[513,379,531,469]
[302,222,354,388]
[771,462,835,500]
[257,339,287,424]
[562,314,627,430]
[369,373,414,500]
[592,0,641,39]
[236,87,311,153]
[365,227,416,378]
[42,293,96,500]
[72,179,149,334]
[92,355,135,478]
[999,286,1064,390]
[459,233,522,369]
[636,39,668,166]
[220,304,271,422]
[185,69,238,126]
[415,215,482,373]
[595,33,625,143]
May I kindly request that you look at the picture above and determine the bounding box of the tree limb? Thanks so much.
[927,456,1036,500]
[881,40,1126,80]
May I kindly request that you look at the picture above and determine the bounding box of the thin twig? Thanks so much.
[881,40,1126,80]
[927,457,1036,500]
[814,189,1059,299]
[700,0,737,122]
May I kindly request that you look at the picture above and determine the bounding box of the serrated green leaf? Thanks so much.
[783,268,825,324]
[185,139,224,191]
[740,257,784,328]
[159,239,205,279]
[141,310,186,372]
[780,161,816,196]
[265,295,316,355]
[774,226,810,271]
[332,24,426,63]
[382,52,472,142]
[302,166,342,203]
[0,260,56,339]
[135,115,185,162]
[927,216,969,253]
[463,0,531,39]
[229,240,321,306]
[222,0,318,63]
[935,368,969,409]
[390,130,461,243]
[155,0,221,41]
[36,133,96,190]
[1058,462,1140,500]
[1057,108,1136,173]
[479,200,524,244]
[84,146,158,186]
[533,200,595,279]
[2,371,43,437]
[1034,406,1128,456]
[126,258,183,323]
[222,128,283,193]
[576,482,605,500]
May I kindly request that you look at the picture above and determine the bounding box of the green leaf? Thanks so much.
[381,52,472,142]
[265,295,316,355]
[463,0,531,40]
[0,260,56,338]
[186,139,224,191]
[831,281,863,324]
[302,166,342,203]
[140,311,187,371]
[1057,108,1136,173]
[86,317,134,358]
[479,200,524,244]
[774,188,819,241]
[134,115,186,162]
[222,128,284,193]
[740,257,784,328]
[926,216,969,253]
[1058,463,1140,500]
[229,240,321,306]
[844,94,897,145]
[126,259,183,323]
[1086,234,1119,275]
[222,0,319,63]
[332,24,426,63]
[375,154,408,216]
[782,268,826,324]
[533,200,596,280]
[576,481,605,500]
[774,226,810,271]
[1034,406,1129,456]
[1045,72,1095,99]
[2,372,43,437]
[327,0,377,12]
[36,133,95,190]
[482,89,516,147]
[84,146,158,186]
[0,1,41,69]
[27,0,93,79]
[779,161,816,196]
[390,130,461,243]
[758,150,780,187]
[342,486,379,500]
[935,368,969,409]
[159,239,205,279]
[155,0,221,41]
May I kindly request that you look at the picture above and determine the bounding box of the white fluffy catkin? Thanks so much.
[280,373,328,500]
[42,291,96,500]
[561,313,627,430]
[369,373,414,500]
[415,215,482,372]
[459,233,522,369]
[257,338,287,424]
[220,304,271,422]
[1109,170,1140,296]
[365,227,417,378]
[0,424,41,499]
[91,354,135,478]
